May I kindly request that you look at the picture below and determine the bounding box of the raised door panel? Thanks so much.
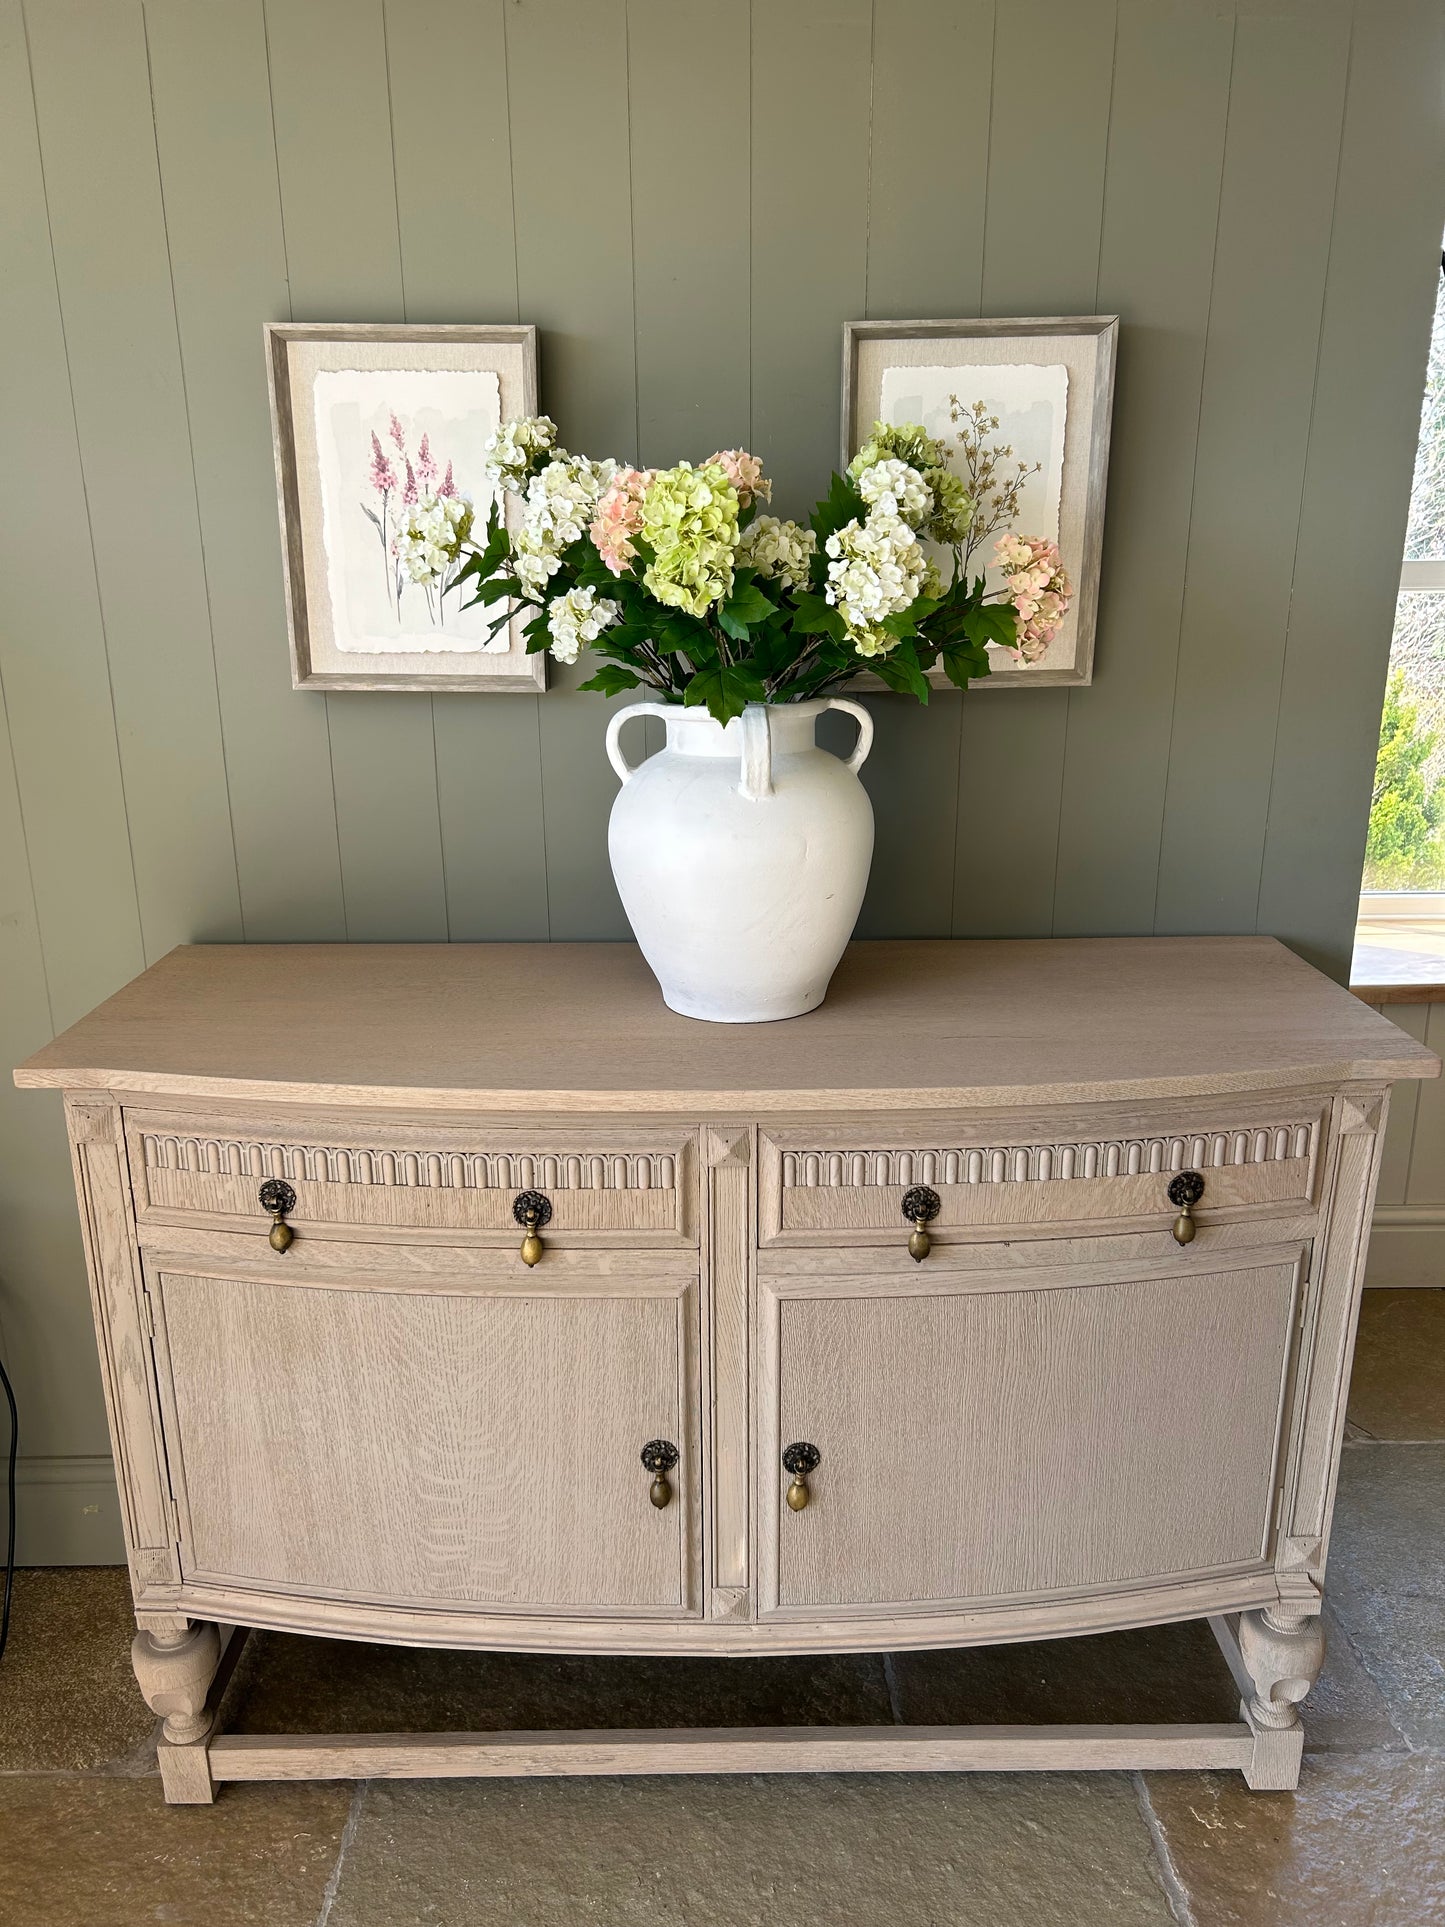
[760,1250,1303,1615]
[150,1265,697,1616]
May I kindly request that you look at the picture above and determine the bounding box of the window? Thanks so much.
[1362,242,1445,907]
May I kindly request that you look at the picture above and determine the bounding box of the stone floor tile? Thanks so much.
[222,1636,892,1736]
[327,1772,1175,1927]
[1303,1607,1407,1754]
[0,1775,351,1927]
[1347,1290,1445,1439]
[1144,1753,1445,1927]
[891,1620,1240,1727]
[1327,1442,1445,1749]
[0,1567,154,1772]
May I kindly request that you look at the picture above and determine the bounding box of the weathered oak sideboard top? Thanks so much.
[14,935,1437,1112]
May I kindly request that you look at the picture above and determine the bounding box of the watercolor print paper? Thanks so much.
[313,367,504,653]
[879,361,1068,594]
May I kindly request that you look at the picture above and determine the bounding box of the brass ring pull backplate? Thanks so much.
[512,1190,553,1266]
[782,1441,821,1511]
[258,1178,296,1254]
[641,1439,679,1508]
[1167,1170,1205,1245]
[901,1185,942,1262]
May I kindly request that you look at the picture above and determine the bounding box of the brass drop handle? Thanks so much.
[1168,1170,1205,1245]
[513,1190,553,1267]
[258,1179,296,1254]
[901,1185,941,1262]
[641,1439,678,1508]
[782,1441,821,1511]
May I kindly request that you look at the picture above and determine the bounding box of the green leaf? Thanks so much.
[717,579,776,641]
[683,662,766,725]
[868,643,930,702]
[962,601,1019,651]
[792,592,845,640]
[577,663,643,696]
[809,471,866,548]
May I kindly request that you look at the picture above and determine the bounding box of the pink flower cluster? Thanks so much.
[993,533,1073,663]
[707,448,770,507]
[590,467,656,575]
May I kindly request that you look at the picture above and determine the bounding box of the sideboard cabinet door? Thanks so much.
[760,1251,1305,1615]
[148,1265,698,1616]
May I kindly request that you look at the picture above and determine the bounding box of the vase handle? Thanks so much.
[823,697,874,775]
[605,702,675,785]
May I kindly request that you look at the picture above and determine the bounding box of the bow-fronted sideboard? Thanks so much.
[15,938,1435,1801]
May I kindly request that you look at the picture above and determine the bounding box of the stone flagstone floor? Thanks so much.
[1,1287,1442,1926]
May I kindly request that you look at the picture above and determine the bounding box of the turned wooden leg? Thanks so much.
[132,1621,223,1803]
[1237,1606,1326,1791]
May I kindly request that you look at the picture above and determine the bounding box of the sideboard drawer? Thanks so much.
[759,1098,1326,1247]
[126,1111,697,1248]
[759,1239,1308,1618]
[145,1248,700,1617]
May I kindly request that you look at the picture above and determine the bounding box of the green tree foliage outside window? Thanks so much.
[1366,668,1445,889]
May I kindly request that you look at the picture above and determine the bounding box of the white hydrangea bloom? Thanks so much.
[737,514,817,592]
[392,494,472,585]
[482,415,559,494]
[854,459,931,526]
[823,511,925,640]
[546,585,621,664]
[514,457,615,600]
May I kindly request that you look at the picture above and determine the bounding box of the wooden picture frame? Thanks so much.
[265,322,544,693]
[842,317,1118,689]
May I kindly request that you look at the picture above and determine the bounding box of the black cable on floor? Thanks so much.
[0,1351,15,1665]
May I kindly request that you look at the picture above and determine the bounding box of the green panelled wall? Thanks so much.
[0,0,1441,1558]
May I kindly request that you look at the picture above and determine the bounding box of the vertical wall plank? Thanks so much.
[1255,0,1445,981]
[26,0,243,957]
[385,0,547,939]
[145,0,346,942]
[628,0,750,467]
[750,0,872,517]
[265,0,448,940]
[385,0,519,328]
[1052,0,1234,935]
[508,0,639,939]
[953,0,1118,936]
[0,675,107,1460]
[1153,7,1351,936]
[855,0,994,937]
[867,0,993,320]
[0,0,145,1025]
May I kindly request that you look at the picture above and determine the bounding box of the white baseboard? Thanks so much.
[1365,1206,1445,1289]
[13,1456,126,1566]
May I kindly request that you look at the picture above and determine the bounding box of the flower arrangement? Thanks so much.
[394,414,1073,722]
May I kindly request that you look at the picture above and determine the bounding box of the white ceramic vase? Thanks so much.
[606,697,875,1023]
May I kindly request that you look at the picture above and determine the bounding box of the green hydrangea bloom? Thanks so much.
[639,462,739,617]
[848,420,947,482]
[924,465,973,546]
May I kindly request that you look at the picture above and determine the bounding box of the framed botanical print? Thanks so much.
[842,317,1117,687]
[265,322,543,692]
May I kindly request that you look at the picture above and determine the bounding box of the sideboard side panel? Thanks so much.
[64,1096,176,1587]
[1290,1090,1390,1573]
